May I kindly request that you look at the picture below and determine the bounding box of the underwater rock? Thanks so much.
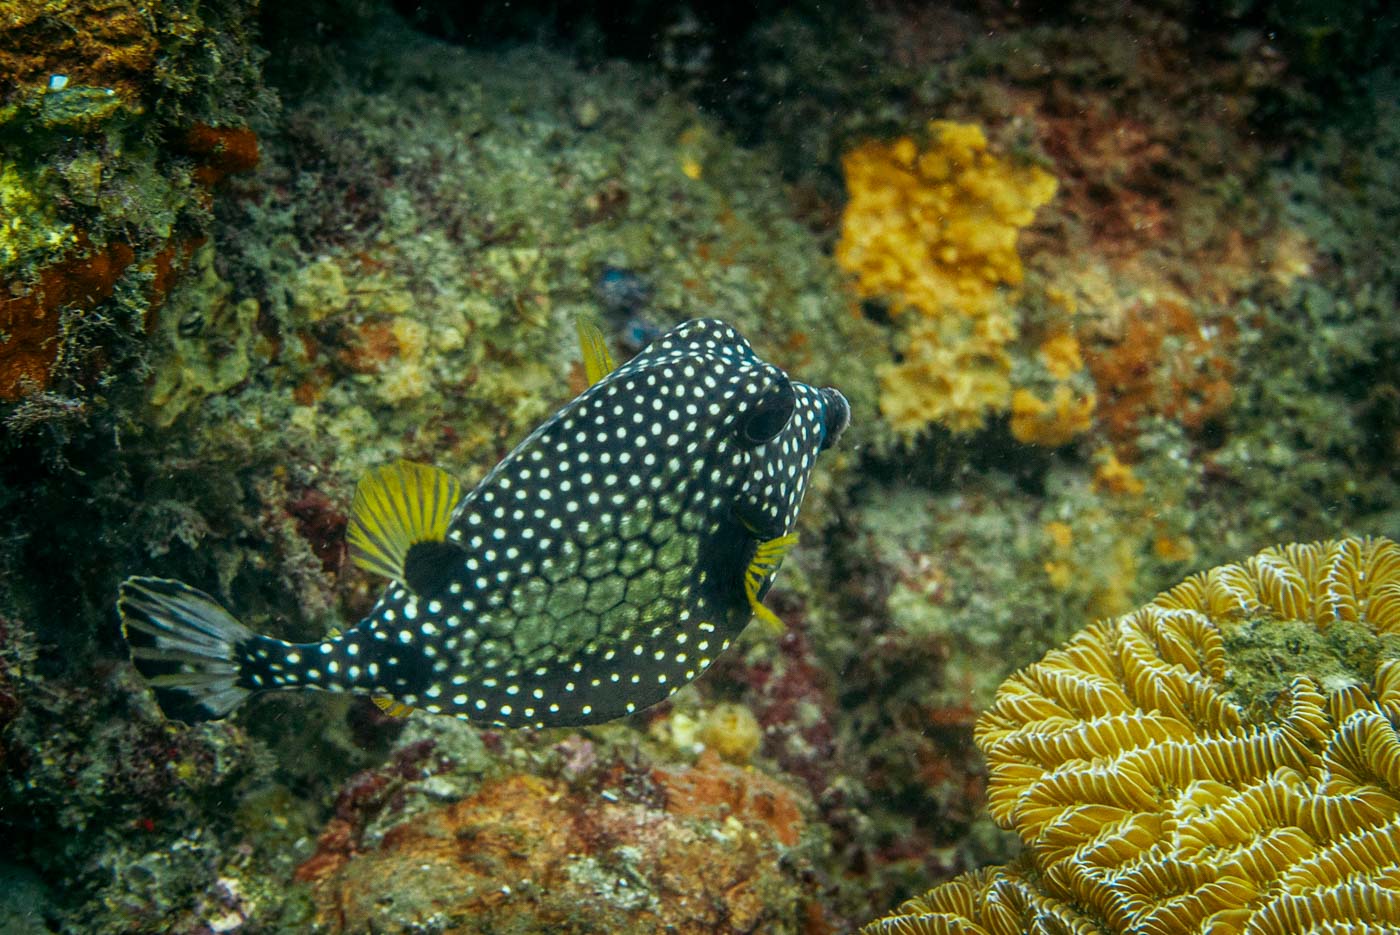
[298,740,820,934]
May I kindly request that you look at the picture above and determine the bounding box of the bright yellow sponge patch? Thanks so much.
[1009,384,1096,447]
[878,316,1015,434]
[837,121,1057,436]
[837,120,1057,321]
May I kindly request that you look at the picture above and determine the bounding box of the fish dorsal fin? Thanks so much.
[347,460,464,583]
[372,695,415,718]
[744,533,798,635]
[576,316,616,386]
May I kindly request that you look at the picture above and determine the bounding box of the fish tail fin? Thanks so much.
[118,576,257,722]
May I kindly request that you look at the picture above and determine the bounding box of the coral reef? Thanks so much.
[862,536,1400,933]
[0,0,266,401]
[0,2,1397,931]
[817,29,1400,898]
[0,619,316,932]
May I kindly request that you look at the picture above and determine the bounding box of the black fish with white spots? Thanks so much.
[119,318,850,727]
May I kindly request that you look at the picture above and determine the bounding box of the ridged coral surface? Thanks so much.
[863,536,1400,934]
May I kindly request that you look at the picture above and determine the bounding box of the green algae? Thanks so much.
[0,158,77,270]
[1221,615,1400,723]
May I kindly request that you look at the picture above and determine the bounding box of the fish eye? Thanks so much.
[740,378,795,446]
[818,387,850,450]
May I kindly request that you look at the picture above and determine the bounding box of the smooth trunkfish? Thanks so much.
[119,318,850,728]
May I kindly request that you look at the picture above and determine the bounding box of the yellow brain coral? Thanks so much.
[863,536,1400,935]
[835,121,1058,436]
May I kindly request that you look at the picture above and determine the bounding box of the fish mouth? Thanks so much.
[818,387,851,450]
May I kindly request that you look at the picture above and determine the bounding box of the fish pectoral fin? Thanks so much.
[575,315,617,386]
[347,460,464,583]
[371,695,415,718]
[744,533,798,635]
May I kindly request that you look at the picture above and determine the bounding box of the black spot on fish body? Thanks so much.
[402,540,467,598]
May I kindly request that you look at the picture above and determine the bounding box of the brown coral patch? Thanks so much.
[0,236,134,399]
[177,124,260,188]
[142,236,204,319]
[1037,97,1176,260]
[286,487,348,576]
[863,536,1400,934]
[1081,297,1236,446]
[299,750,813,934]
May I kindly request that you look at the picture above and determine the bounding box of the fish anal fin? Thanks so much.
[575,316,617,386]
[744,533,798,635]
[372,695,415,718]
[347,461,464,583]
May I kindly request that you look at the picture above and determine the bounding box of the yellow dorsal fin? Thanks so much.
[347,460,464,581]
[576,316,616,386]
[744,533,798,635]
[372,695,415,718]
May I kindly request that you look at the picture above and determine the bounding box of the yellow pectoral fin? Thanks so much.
[575,316,617,387]
[744,533,798,635]
[372,695,415,718]
[347,460,464,581]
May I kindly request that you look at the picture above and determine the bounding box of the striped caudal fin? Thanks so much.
[118,577,255,722]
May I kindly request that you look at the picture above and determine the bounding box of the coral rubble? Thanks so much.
[862,536,1400,933]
